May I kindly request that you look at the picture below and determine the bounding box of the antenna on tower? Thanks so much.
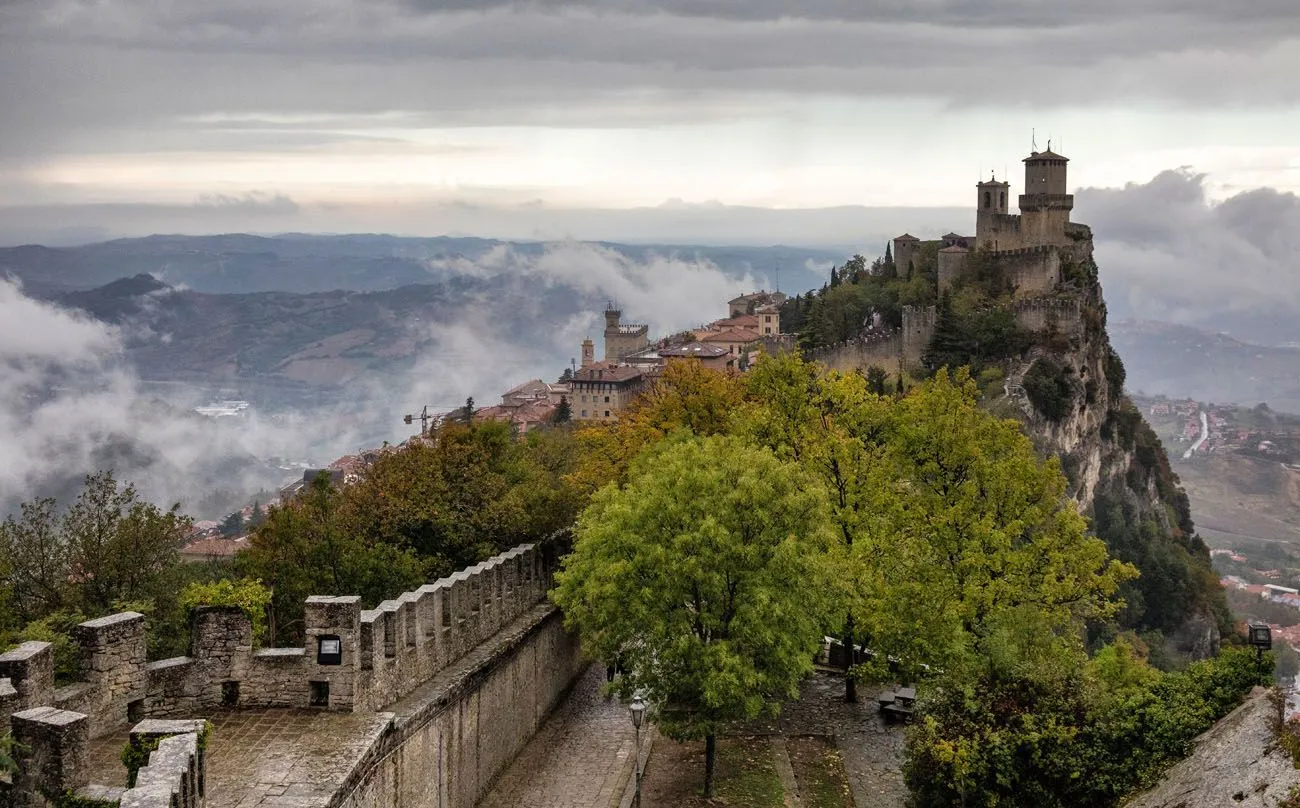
[1031,128,1038,152]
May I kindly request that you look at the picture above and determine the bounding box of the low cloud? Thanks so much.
[0,241,762,518]
[1077,170,1300,343]
[194,192,299,214]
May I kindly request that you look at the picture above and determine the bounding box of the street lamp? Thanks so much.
[1248,621,1273,660]
[630,696,646,808]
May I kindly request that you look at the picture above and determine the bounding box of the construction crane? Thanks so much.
[403,405,432,437]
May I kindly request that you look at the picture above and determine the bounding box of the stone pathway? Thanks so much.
[735,672,908,808]
[84,708,391,808]
[477,663,638,808]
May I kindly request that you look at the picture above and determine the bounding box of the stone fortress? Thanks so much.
[1,536,582,808]
[813,145,1091,374]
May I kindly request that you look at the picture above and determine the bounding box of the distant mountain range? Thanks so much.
[0,233,837,297]
[1110,320,1300,413]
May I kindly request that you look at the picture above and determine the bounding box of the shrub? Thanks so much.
[178,579,272,647]
[1022,358,1074,421]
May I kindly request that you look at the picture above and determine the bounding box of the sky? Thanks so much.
[3,0,1300,245]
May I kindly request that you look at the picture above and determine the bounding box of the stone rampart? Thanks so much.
[327,605,584,808]
[1010,296,1083,336]
[807,329,903,374]
[4,536,564,738]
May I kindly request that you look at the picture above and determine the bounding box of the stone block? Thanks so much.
[11,706,91,805]
[0,642,54,712]
[304,595,361,712]
[73,612,148,737]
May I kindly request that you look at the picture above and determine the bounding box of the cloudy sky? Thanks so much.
[2,0,1300,244]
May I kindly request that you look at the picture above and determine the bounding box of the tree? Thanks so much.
[859,370,1136,682]
[864,365,889,396]
[219,511,245,537]
[552,435,839,797]
[740,353,894,702]
[61,471,192,616]
[0,496,70,624]
[552,395,572,424]
[237,474,424,644]
[461,396,475,423]
[569,360,746,494]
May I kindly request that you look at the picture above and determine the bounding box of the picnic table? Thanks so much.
[878,685,917,722]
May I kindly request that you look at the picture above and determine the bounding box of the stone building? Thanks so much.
[570,363,649,421]
[602,308,648,363]
[895,145,1077,295]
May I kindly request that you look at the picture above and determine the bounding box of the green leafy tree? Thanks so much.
[741,352,894,702]
[861,370,1136,682]
[0,496,70,624]
[61,471,192,616]
[552,395,572,424]
[237,474,424,644]
[864,365,889,396]
[552,435,839,797]
[219,511,245,537]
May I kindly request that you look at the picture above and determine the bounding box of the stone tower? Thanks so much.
[892,233,921,279]
[602,307,649,363]
[581,338,595,368]
[975,172,1010,247]
[1018,148,1073,247]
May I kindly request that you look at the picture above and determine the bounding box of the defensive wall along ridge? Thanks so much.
[1,534,585,808]
[808,295,1084,375]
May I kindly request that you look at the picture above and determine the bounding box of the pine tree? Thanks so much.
[552,396,572,424]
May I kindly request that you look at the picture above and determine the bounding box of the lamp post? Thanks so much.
[1248,621,1273,661]
[630,696,646,808]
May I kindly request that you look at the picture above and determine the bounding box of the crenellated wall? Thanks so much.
[2,537,564,736]
[5,535,578,808]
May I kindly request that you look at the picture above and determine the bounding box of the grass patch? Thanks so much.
[714,736,784,807]
[787,736,854,808]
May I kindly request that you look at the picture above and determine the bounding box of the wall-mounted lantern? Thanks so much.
[317,635,342,666]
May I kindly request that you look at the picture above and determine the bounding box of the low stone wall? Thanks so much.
[328,604,585,808]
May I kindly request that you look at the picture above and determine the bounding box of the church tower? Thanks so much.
[975,172,1010,248]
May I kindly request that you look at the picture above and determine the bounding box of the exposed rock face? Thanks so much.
[1127,688,1300,808]
[1003,227,1225,657]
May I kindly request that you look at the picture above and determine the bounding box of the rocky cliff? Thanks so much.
[1000,226,1228,659]
[1127,688,1300,808]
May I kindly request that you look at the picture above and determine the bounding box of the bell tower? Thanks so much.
[975,171,1010,248]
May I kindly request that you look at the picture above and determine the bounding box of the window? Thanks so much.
[604,411,611,417]
[604,396,610,403]
[983,191,990,208]
[581,409,588,417]
[310,680,330,708]
[1000,191,1006,207]
[580,394,587,402]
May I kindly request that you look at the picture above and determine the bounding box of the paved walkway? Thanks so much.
[85,707,391,808]
[477,663,638,808]
[735,672,908,807]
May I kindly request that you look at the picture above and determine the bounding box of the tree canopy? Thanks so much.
[552,434,839,796]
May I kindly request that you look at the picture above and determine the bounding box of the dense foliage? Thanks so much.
[781,253,936,350]
[905,642,1272,807]
[552,435,839,796]
[238,418,586,644]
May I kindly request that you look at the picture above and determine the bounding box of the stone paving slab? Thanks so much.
[86,708,392,808]
[477,663,638,808]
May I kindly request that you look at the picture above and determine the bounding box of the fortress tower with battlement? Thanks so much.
[894,145,1082,297]
[603,307,649,363]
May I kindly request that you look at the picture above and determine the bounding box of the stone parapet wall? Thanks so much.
[329,605,585,808]
[3,535,565,739]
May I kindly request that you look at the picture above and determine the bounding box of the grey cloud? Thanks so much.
[1077,170,1300,344]
[194,192,300,214]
